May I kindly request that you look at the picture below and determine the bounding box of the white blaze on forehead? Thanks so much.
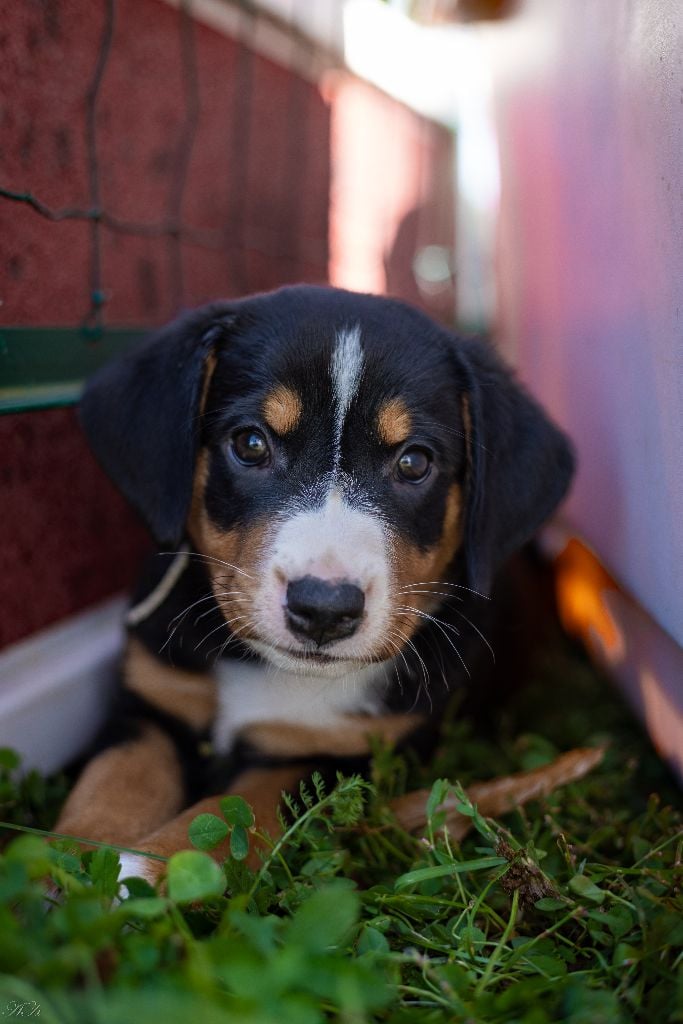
[242,327,395,668]
[331,325,363,465]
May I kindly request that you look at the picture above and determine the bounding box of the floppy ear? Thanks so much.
[457,339,575,594]
[79,304,235,546]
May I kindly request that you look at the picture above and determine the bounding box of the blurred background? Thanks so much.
[0,0,681,778]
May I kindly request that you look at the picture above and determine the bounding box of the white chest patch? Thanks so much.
[212,657,388,754]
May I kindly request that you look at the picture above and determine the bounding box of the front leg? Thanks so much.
[55,722,186,847]
[55,638,217,847]
[117,764,306,883]
[115,710,430,884]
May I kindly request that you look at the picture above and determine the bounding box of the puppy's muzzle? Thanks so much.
[285,576,365,647]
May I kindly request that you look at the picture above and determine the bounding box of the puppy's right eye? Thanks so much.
[396,446,432,483]
[230,428,271,467]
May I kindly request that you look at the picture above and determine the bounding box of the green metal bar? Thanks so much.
[0,327,144,414]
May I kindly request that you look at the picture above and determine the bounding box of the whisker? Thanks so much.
[392,628,429,688]
[398,604,471,680]
[397,580,489,600]
[193,595,246,626]
[399,587,465,604]
[208,620,256,662]
[399,605,461,639]
[161,588,247,656]
[452,607,496,663]
[193,614,250,653]
[161,589,220,653]
[397,585,494,665]
[409,621,451,696]
[402,598,495,665]
[372,648,395,697]
[166,590,215,630]
[160,550,254,580]
[167,588,243,630]
[384,631,412,695]
[391,624,432,712]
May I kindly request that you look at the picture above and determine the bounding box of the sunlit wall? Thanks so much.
[487,0,683,774]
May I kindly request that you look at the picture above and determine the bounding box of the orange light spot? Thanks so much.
[554,538,624,662]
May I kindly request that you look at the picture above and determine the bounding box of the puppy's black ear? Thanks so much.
[79,305,235,545]
[457,339,575,593]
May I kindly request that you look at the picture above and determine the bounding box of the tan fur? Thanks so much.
[189,448,212,530]
[133,764,306,874]
[376,398,412,446]
[55,724,185,846]
[200,351,218,415]
[393,483,462,593]
[188,437,463,662]
[379,483,464,654]
[240,711,426,758]
[188,449,270,647]
[125,638,217,731]
[263,385,303,435]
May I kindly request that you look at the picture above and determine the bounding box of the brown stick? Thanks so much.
[390,746,606,840]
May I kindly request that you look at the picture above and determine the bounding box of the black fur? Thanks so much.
[87,687,212,805]
[80,306,237,545]
[456,340,575,592]
[81,285,573,594]
[79,285,574,785]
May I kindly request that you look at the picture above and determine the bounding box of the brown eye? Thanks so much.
[231,429,270,466]
[396,447,432,483]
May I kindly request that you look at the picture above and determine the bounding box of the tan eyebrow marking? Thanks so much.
[376,397,413,446]
[263,385,303,435]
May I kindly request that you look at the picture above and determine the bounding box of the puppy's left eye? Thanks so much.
[231,428,271,466]
[396,447,432,483]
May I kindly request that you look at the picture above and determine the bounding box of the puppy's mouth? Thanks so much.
[283,647,338,664]
[243,640,351,678]
[245,632,381,677]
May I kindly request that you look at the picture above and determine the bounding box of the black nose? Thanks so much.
[285,576,365,646]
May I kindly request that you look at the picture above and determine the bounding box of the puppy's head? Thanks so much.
[82,286,574,676]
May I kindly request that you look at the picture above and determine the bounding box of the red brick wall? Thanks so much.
[0,0,330,327]
[0,409,151,648]
[0,0,454,649]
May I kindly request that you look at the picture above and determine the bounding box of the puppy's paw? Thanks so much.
[118,851,165,896]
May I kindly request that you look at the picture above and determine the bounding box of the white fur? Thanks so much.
[117,852,159,890]
[213,656,388,754]
[331,325,363,469]
[226,325,394,683]
[249,489,393,663]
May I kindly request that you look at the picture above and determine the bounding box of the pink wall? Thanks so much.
[490,0,683,650]
[327,71,455,322]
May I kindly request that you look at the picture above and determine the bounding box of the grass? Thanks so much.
[0,630,681,1022]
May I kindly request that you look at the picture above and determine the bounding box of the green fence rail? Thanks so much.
[0,327,142,414]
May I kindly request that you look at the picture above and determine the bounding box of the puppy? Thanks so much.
[55,285,574,882]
